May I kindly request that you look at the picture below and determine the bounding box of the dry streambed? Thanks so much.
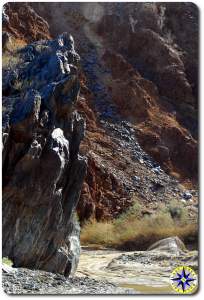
[77,237,198,294]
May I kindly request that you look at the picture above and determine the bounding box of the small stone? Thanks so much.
[152,166,162,174]
[182,191,192,200]
[23,283,35,289]
[132,176,140,182]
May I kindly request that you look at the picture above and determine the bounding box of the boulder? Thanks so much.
[148,236,187,254]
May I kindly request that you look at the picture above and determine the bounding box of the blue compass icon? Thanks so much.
[171,266,196,293]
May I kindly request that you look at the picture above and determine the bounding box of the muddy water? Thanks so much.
[76,249,176,294]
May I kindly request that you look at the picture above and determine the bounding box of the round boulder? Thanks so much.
[147,236,187,254]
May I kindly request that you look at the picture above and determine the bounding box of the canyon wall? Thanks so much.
[3,2,198,226]
[31,2,198,220]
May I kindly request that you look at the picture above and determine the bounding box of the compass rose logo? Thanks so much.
[170,266,197,294]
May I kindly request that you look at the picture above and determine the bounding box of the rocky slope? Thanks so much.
[2,1,198,241]
[2,3,199,293]
[30,2,198,221]
[3,3,50,43]
[2,29,86,276]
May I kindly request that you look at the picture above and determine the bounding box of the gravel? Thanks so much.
[2,265,134,295]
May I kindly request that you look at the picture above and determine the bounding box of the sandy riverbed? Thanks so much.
[76,246,198,294]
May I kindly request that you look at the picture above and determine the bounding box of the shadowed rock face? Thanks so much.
[2,33,87,276]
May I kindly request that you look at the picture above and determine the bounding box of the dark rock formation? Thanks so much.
[2,33,87,276]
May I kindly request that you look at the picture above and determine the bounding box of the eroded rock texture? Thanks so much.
[3,3,198,223]
[3,3,51,42]
[2,33,87,276]
[29,2,198,221]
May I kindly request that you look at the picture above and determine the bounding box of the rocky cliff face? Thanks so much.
[30,2,198,221]
[2,30,87,276]
[95,3,198,178]
[3,3,198,226]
